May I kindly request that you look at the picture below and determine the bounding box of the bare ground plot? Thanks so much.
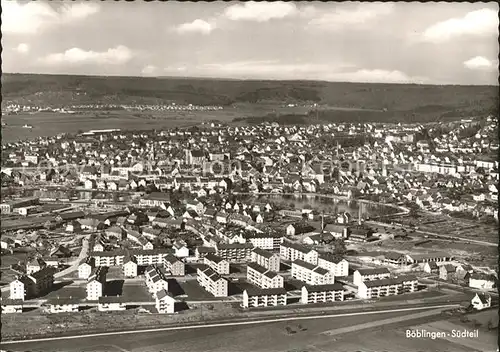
[179,280,219,300]
[36,283,86,300]
[0,309,464,352]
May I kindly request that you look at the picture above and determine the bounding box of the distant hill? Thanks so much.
[2,73,498,121]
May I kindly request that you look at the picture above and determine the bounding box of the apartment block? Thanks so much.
[86,266,107,300]
[164,254,185,276]
[291,260,334,285]
[280,240,318,264]
[251,248,280,272]
[242,287,287,308]
[215,243,253,262]
[204,254,230,275]
[301,284,344,304]
[317,255,349,277]
[357,275,418,299]
[197,265,228,297]
[353,268,391,286]
[144,265,169,297]
[247,262,284,289]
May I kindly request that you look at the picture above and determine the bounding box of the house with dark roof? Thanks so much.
[471,292,492,310]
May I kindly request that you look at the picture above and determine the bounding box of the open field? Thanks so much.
[0,308,473,352]
[179,280,219,300]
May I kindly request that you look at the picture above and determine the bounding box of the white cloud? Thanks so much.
[224,2,298,22]
[41,45,134,65]
[16,43,30,54]
[60,2,100,20]
[422,8,499,43]
[463,56,495,70]
[326,69,427,84]
[1,1,100,34]
[308,3,394,30]
[175,19,215,35]
[141,65,158,75]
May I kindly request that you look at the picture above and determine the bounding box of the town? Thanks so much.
[1,115,497,338]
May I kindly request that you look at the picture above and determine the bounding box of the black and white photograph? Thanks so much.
[0,1,498,351]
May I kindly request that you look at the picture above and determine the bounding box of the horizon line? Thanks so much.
[3,72,498,88]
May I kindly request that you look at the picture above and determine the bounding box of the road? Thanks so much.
[1,304,459,351]
[366,219,497,247]
[0,237,90,294]
[52,237,90,279]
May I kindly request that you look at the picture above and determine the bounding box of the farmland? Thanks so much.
[2,73,498,142]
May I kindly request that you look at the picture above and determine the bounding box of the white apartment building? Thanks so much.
[78,257,95,279]
[357,276,418,299]
[144,265,169,297]
[164,254,185,276]
[156,289,175,314]
[86,280,104,301]
[353,268,391,286]
[197,265,228,297]
[215,243,254,262]
[204,254,230,275]
[301,284,344,304]
[280,240,318,265]
[86,267,107,300]
[242,287,287,308]
[98,296,127,312]
[123,257,138,278]
[247,263,284,289]
[245,233,283,251]
[317,255,349,277]
[291,260,334,285]
[251,248,280,272]
[47,298,80,314]
[9,279,26,301]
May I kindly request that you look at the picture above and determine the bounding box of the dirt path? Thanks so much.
[321,308,444,336]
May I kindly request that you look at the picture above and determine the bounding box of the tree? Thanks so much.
[332,238,347,256]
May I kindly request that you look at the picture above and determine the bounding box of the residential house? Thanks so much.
[422,261,439,274]
[468,273,497,290]
[471,292,492,310]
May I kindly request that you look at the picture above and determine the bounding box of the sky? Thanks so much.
[1,1,498,85]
